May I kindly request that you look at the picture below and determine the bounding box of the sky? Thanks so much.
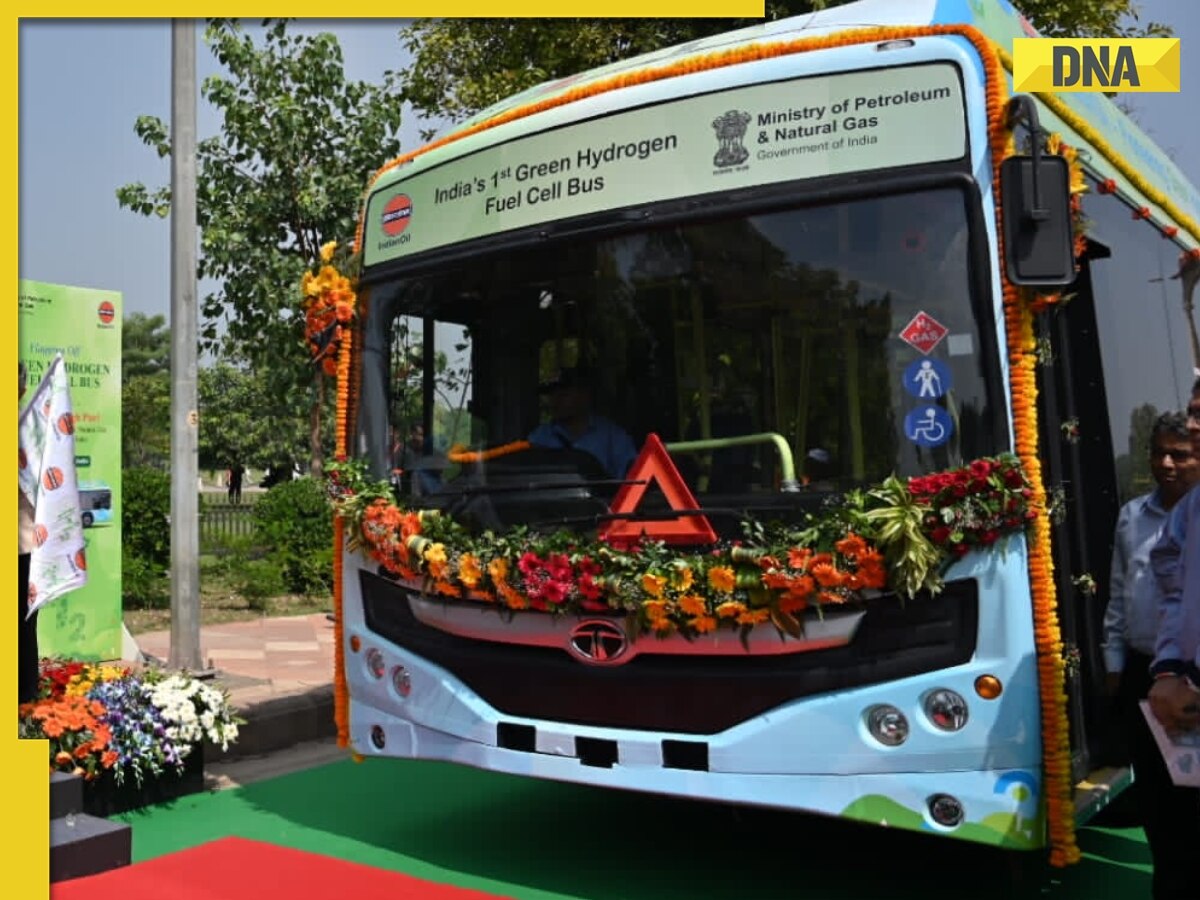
[17,4,1200,324]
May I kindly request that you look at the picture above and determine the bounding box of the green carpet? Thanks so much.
[117,758,1152,900]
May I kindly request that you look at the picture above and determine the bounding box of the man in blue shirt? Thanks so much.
[528,368,637,480]
[1105,412,1199,695]
[1105,413,1197,807]
[1145,394,1200,900]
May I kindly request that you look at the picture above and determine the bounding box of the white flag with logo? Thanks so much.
[18,354,87,617]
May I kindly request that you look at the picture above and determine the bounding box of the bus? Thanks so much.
[78,483,113,528]
[327,0,1200,867]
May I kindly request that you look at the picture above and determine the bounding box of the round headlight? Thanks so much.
[928,793,965,827]
[392,665,412,698]
[924,689,969,731]
[370,725,386,750]
[366,648,386,679]
[866,704,909,746]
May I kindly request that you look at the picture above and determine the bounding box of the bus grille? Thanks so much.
[359,569,978,735]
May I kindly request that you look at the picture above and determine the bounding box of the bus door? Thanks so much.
[1034,242,1128,810]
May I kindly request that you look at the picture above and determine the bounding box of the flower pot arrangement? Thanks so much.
[19,660,241,816]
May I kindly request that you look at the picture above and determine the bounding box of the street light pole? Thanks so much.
[169,18,202,672]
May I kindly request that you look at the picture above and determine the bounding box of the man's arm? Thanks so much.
[1150,497,1190,677]
[1149,493,1200,732]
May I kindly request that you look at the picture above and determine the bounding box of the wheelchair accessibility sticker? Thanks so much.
[904,358,951,399]
[905,405,954,448]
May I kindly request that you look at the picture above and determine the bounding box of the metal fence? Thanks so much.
[199,500,256,548]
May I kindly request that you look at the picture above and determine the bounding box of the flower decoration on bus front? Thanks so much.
[326,453,1034,642]
[302,241,358,377]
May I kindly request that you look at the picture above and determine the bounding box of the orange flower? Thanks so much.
[716,600,746,619]
[458,553,482,589]
[678,594,707,617]
[787,547,813,570]
[690,615,717,634]
[737,608,771,626]
[641,573,667,598]
[779,592,808,614]
[834,534,868,558]
[488,558,510,584]
[810,562,845,589]
[707,566,736,593]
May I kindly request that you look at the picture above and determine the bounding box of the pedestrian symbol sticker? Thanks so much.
[904,406,954,448]
[899,312,949,355]
[904,358,951,399]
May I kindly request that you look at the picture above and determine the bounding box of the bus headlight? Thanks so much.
[928,793,965,827]
[866,704,909,746]
[366,648,386,679]
[392,665,412,698]
[924,689,969,731]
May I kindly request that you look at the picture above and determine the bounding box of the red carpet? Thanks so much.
[51,836,512,900]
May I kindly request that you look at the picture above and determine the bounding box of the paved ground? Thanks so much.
[134,611,336,699]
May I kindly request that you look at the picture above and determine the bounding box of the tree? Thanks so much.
[117,19,405,476]
[1017,0,1169,38]
[122,313,172,467]
[197,361,327,474]
[399,2,1170,129]
[122,312,171,381]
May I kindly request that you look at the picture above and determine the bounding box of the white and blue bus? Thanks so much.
[332,0,1200,864]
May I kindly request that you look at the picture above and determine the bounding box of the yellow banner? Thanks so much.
[1013,38,1180,93]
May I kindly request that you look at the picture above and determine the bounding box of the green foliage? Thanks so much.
[400,2,1171,130]
[117,19,405,472]
[198,361,327,471]
[1017,0,1171,38]
[121,313,172,468]
[123,466,171,569]
[252,476,334,595]
[399,7,821,131]
[122,466,172,609]
[122,548,171,610]
[123,312,171,380]
[123,372,171,468]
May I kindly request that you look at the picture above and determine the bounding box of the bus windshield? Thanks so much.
[363,184,1000,532]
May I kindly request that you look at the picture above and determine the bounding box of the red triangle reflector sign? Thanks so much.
[598,433,717,548]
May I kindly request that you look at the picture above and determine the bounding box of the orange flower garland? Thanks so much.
[335,24,1092,864]
[332,309,355,749]
[984,59,1079,866]
[302,241,357,377]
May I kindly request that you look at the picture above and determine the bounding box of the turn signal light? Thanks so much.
[974,675,1003,700]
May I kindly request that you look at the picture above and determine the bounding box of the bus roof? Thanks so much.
[368,0,1198,250]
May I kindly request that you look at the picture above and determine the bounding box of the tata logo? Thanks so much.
[1013,38,1180,94]
[567,619,630,666]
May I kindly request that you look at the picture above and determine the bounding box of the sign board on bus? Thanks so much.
[364,63,967,267]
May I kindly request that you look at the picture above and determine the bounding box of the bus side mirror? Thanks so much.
[1000,95,1076,288]
[1000,154,1076,287]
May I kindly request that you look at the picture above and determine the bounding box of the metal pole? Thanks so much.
[169,19,202,671]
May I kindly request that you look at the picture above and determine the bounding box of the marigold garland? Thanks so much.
[986,56,1080,866]
[302,241,357,377]
[334,22,1091,865]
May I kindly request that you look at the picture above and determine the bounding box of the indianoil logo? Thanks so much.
[381,193,414,237]
[97,300,116,326]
